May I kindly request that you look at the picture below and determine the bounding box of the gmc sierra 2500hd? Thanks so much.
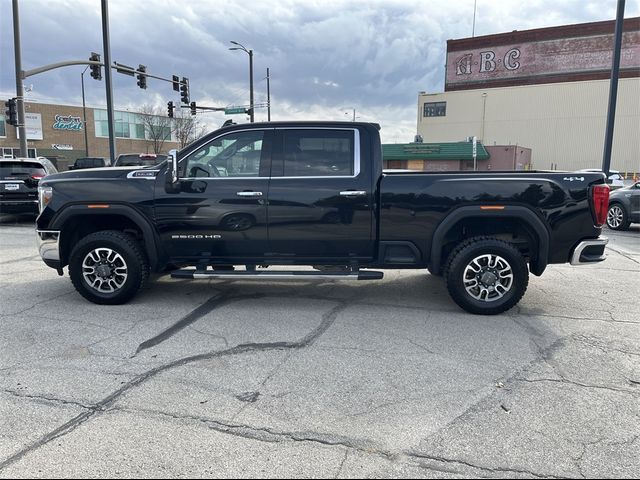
[36,121,610,314]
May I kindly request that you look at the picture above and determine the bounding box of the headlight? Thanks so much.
[38,185,53,213]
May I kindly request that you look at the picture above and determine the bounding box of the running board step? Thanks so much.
[170,269,384,281]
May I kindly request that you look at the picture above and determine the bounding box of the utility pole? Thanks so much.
[602,0,626,177]
[472,0,477,37]
[249,49,254,123]
[101,0,116,164]
[12,0,27,157]
[266,67,271,122]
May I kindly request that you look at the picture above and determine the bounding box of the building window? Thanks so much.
[94,109,150,140]
[423,102,446,117]
[0,115,6,137]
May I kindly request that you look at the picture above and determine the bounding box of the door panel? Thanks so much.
[267,128,373,261]
[154,129,272,261]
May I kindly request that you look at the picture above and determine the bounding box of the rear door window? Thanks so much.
[280,129,355,177]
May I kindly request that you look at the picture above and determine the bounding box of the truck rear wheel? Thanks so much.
[69,230,149,305]
[444,236,528,315]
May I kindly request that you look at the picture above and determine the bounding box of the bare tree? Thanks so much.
[173,108,208,149]
[138,105,173,154]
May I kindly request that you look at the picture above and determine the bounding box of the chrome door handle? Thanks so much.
[339,190,367,197]
[236,191,263,197]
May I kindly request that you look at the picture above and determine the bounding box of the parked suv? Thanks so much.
[606,182,640,230]
[113,153,167,167]
[68,157,108,170]
[0,157,57,214]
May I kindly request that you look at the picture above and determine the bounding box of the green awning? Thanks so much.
[383,142,490,161]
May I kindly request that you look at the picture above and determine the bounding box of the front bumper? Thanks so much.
[570,237,608,265]
[36,229,61,269]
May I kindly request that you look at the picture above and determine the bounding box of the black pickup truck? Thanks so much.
[36,121,610,314]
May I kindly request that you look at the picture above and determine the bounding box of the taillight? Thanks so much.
[30,174,44,180]
[592,184,610,227]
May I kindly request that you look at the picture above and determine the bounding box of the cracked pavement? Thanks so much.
[0,216,638,478]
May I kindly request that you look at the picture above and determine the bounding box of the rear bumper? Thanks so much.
[36,229,61,269]
[570,237,608,265]
[0,199,38,214]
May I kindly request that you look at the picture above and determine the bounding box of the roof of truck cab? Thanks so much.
[215,121,381,131]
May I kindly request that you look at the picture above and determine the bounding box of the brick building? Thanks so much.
[417,17,640,174]
[0,101,180,170]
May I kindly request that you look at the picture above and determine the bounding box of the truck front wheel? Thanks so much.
[444,237,528,315]
[69,230,149,305]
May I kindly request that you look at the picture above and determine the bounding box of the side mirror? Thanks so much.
[165,151,181,193]
[170,152,179,184]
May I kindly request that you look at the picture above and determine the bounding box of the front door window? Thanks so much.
[183,130,264,178]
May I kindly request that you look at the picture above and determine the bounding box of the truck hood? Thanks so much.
[42,165,162,184]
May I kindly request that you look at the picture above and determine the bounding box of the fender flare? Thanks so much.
[50,204,163,270]
[429,206,550,276]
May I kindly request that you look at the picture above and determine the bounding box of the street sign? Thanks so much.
[224,107,247,115]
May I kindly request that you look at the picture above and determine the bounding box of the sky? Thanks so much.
[1,0,639,143]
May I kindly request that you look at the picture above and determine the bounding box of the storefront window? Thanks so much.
[94,109,150,140]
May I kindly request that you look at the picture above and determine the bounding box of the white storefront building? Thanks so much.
[417,18,640,174]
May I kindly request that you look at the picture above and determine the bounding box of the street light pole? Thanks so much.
[81,66,89,156]
[12,0,27,157]
[602,0,626,177]
[101,0,116,164]
[229,41,254,123]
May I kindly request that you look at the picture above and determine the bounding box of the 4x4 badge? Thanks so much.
[563,176,585,182]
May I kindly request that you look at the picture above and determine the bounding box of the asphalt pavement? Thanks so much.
[0,214,638,478]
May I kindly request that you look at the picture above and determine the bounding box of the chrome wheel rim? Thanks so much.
[82,248,128,293]
[463,254,514,302]
[607,206,623,228]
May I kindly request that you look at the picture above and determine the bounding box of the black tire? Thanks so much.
[606,203,630,231]
[444,236,529,315]
[69,230,149,305]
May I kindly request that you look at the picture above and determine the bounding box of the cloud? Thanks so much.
[1,0,638,143]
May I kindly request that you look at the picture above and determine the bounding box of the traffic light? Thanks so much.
[180,77,189,104]
[4,98,17,126]
[167,101,174,118]
[172,75,180,92]
[190,101,197,116]
[245,107,253,117]
[89,52,102,81]
[136,65,147,89]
